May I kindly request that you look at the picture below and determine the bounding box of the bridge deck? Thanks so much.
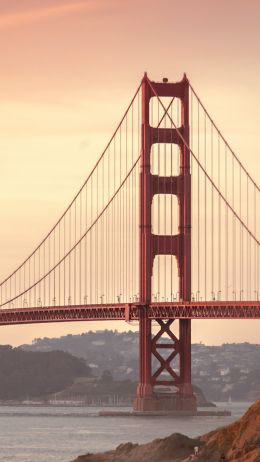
[0,301,260,325]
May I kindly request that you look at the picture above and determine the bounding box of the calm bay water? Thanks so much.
[0,402,251,462]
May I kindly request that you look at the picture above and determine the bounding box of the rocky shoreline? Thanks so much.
[71,399,260,462]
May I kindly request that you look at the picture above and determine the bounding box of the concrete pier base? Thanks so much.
[133,393,197,412]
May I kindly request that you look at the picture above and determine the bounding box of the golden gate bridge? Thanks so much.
[0,74,259,412]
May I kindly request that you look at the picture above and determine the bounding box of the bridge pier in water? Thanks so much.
[134,316,196,412]
[134,73,196,412]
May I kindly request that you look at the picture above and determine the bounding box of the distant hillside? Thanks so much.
[21,331,260,401]
[0,346,91,400]
[21,330,139,381]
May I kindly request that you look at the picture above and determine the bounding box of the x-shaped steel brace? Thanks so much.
[151,319,180,384]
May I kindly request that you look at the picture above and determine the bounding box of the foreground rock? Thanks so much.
[73,434,201,462]
[199,399,260,461]
[72,399,260,462]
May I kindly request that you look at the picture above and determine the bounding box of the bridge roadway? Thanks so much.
[0,301,260,325]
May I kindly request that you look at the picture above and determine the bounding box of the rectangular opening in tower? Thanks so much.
[151,143,180,177]
[152,194,178,236]
[149,96,181,129]
[152,255,179,302]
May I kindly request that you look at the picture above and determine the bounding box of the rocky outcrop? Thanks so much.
[72,434,201,462]
[72,399,260,462]
[198,398,260,461]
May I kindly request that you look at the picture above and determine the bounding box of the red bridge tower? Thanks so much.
[134,74,196,412]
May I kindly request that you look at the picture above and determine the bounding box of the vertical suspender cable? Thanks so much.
[58,221,61,306]
[225,145,228,299]
[90,175,93,303]
[64,215,66,306]
[218,134,221,299]
[254,185,257,299]
[96,166,99,303]
[211,122,214,299]
[79,192,82,304]
[131,101,134,301]
[239,165,242,299]
[119,125,122,300]
[247,175,249,298]
[85,179,87,304]
[204,111,207,299]
[190,92,193,301]
[197,101,200,300]
[74,201,77,304]
[53,228,56,305]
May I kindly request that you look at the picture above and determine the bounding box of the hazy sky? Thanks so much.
[0,0,260,346]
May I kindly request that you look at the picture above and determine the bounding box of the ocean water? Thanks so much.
[0,402,251,462]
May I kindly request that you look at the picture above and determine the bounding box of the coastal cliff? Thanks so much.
[72,399,260,462]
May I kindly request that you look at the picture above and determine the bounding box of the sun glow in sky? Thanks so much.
[0,0,260,345]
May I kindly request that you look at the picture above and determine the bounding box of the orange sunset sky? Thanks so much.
[0,0,260,346]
